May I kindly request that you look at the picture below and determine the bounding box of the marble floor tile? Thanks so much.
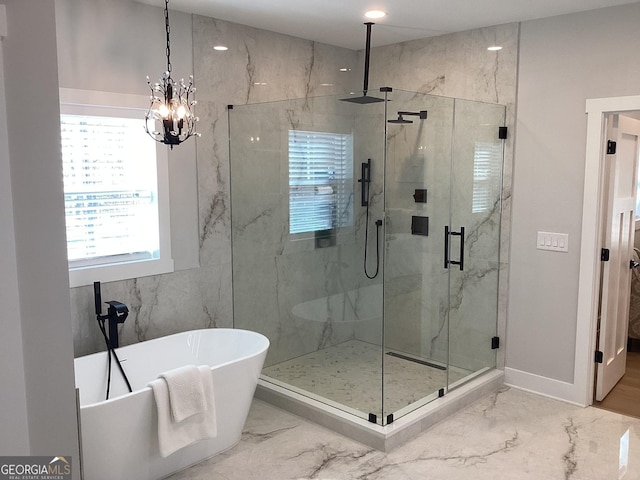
[262,340,471,416]
[168,387,640,480]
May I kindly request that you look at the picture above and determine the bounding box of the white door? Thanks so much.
[596,114,640,401]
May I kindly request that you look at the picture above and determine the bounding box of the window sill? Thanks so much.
[69,257,174,288]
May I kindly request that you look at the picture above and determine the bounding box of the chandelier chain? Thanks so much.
[164,0,171,74]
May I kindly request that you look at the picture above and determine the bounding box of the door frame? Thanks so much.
[577,95,640,406]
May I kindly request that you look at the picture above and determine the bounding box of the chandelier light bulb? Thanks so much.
[158,103,170,118]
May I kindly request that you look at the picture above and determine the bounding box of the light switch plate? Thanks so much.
[537,231,569,252]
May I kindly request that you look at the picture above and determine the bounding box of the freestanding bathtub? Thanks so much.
[74,328,269,480]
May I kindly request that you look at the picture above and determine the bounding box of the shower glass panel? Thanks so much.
[447,99,505,389]
[229,89,505,426]
[229,93,386,422]
[382,91,455,419]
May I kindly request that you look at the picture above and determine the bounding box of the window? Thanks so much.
[288,130,353,235]
[472,141,503,214]
[60,89,173,287]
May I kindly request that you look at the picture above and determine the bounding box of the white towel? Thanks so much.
[149,365,217,457]
[160,365,205,422]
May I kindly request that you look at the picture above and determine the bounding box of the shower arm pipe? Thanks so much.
[398,111,428,119]
[362,22,373,96]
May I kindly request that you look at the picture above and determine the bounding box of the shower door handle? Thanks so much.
[444,226,465,271]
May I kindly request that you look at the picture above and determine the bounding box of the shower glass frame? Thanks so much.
[229,88,505,426]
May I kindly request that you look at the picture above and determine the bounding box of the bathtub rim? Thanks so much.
[75,328,269,409]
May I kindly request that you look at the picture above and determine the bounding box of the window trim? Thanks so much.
[60,88,173,288]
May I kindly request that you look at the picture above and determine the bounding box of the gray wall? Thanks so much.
[0,0,80,471]
[508,3,640,387]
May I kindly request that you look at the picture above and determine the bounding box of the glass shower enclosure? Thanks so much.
[229,88,505,426]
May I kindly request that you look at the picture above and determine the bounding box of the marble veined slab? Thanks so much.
[169,387,640,480]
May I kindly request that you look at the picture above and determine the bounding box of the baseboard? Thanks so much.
[504,367,585,407]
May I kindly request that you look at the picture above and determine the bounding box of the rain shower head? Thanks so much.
[388,110,428,124]
[388,115,413,124]
[342,94,385,104]
[340,23,384,104]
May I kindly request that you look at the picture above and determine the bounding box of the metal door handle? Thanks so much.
[444,226,465,271]
[444,226,450,268]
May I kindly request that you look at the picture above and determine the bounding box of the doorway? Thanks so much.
[579,101,640,418]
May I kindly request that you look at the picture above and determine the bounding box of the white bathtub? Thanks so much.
[74,328,269,480]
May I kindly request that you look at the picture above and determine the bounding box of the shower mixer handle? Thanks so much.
[444,226,465,271]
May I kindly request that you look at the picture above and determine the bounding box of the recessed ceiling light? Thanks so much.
[214,45,228,51]
[339,67,352,72]
[487,46,502,51]
[364,10,386,19]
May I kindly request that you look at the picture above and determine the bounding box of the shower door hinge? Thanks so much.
[498,126,508,139]
[368,413,377,424]
[595,350,604,363]
[386,414,394,425]
[601,248,610,262]
[607,140,617,155]
[491,336,500,349]
[438,388,445,398]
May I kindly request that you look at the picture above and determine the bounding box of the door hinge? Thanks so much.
[601,248,610,261]
[498,126,508,140]
[595,350,604,363]
[491,336,500,349]
[607,140,617,154]
[368,413,377,424]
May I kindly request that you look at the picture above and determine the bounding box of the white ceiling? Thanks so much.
[136,0,640,50]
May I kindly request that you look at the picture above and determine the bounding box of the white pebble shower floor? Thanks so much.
[261,339,472,418]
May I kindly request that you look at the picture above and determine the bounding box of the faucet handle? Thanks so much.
[106,301,129,323]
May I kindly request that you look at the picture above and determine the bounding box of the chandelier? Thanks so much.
[145,0,199,147]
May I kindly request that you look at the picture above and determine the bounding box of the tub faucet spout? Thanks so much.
[105,301,128,349]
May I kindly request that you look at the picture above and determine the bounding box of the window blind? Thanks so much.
[289,130,353,235]
[472,142,503,214]
[61,114,160,265]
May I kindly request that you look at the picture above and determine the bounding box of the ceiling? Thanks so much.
[135,0,640,50]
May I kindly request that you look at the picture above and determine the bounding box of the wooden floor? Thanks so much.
[594,351,640,419]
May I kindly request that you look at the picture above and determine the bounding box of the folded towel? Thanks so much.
[160,365,205,422]
[149,365,217,457]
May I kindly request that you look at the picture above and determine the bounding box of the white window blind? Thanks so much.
[289,130,353,235]
[472,142,503,213]
[61,113,160,267]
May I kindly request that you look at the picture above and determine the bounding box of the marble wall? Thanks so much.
[63,0,518,366]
